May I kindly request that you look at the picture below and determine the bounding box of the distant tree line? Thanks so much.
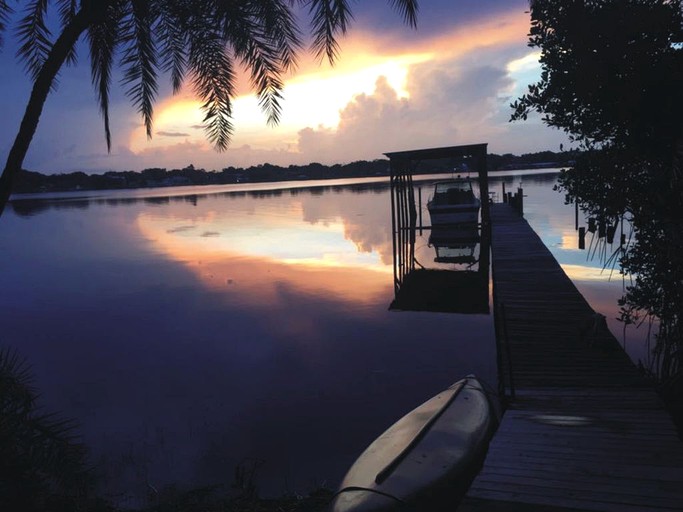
[12,151,578,194]
[487,150,579,170]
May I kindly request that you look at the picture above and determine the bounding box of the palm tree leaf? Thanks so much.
[303,0,418,61]
[56,0,79,66]
[245,0,301,124]
[15,0,53,80]
[306,0,353,63]
[216,1,298,126]
[257,79,285,127]
[120,0,159,140]
[0,0,13,48]
[18,411,89,492]
[56,0,77,23]
[0,347,36,416]
[188,25,235,151]
[388,0,419,28]
[230,0,302,73]
[88,2,124,153]
[157,1,189,94]
[0,347,91,501]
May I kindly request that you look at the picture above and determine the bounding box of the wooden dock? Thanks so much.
[459,204,683,512]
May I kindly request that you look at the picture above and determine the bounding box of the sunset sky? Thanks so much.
[0,1,569,174]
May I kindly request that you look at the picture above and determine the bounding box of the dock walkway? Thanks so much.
[459,204,683,512]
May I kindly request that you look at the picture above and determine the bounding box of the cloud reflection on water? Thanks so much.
[133,191,394,308]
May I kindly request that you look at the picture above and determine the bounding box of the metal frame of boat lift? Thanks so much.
[384,143,490,227]
[384,144,491,306]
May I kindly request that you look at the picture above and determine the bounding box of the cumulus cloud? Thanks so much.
[293,50,568,161]
[112,51,567,172]
[295,59,514,162]
[298,77,410,160]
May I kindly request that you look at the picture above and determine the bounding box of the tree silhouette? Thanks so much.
[0,0,419,215]
[512,0,683,408]
[511,0,683,152]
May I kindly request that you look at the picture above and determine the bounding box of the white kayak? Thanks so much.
[329,376,499,512]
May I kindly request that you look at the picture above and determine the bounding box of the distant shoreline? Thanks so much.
[12,150,575,196]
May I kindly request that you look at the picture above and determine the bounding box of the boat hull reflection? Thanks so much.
[429,224,480,266]
[390,220,490,314]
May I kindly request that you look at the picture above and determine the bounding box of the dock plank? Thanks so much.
[458,204,683,512]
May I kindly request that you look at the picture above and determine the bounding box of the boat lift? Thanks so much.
[384,144,491,314]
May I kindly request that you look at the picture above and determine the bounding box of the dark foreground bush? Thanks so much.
[1,347,332,512]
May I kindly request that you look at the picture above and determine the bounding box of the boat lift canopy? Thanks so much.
[384,143,490,226]
[384,142,488,164]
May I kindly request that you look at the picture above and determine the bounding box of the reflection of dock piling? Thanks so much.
[459,204,683,512]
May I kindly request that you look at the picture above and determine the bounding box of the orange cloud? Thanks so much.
[290,7,530,78]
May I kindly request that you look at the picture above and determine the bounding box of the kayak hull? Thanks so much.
[329,376,498,512]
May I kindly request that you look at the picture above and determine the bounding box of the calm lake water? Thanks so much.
[0,170,649,504]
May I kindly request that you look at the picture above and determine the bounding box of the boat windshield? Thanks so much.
[434,181,472,194]
[432,181,476,205]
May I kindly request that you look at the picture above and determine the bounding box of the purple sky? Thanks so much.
[0,1,568,174]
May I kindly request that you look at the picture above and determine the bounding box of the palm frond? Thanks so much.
[302,0,417,62]
[246,0,301,74]
[251,0,300,125]
[388,0,419,28]
[56,0,78,66]
[158,1,189,94]
[217,1,299,126]
[56,0,77,23]
[0,0,13,48]
[120,0,159,139]
[88,2,124,152]
[188,26,235,151]
[257,79,285,127]
[16,0,53,80]
[0,347,35,416]
[0,347,91,503]
[307,0,353,63]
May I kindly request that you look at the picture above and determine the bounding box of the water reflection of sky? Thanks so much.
[137,199,389,270]
[1,181,496,505]
[0,172,654,503]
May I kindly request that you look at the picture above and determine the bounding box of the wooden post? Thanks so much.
[575,201,579,230]
[418,186,422,236]
[502,181,507,203]
[578,227,586,250]
[477,145,490,227]
[517,187,524,216]
[588,218,596,233]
